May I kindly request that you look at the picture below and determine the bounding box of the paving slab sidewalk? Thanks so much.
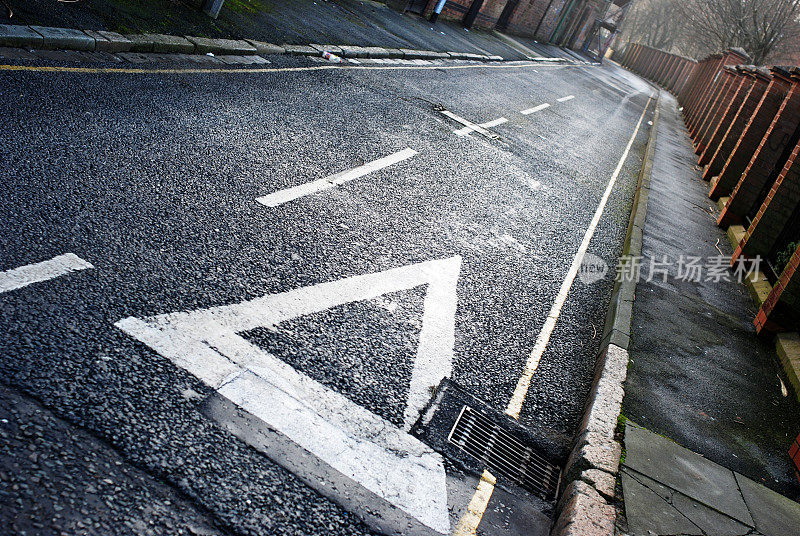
[0,0,585,62]
[620,93,800,533]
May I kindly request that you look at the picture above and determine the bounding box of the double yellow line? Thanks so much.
[0,60,572,75]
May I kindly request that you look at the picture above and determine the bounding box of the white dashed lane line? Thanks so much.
[556,95,575,102]
[454,117,508,137]
[0,253,93,294]
[520,103,550,115]
[439,110,500,140]
[256,148,418,207]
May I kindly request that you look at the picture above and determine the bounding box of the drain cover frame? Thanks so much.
[412,378,565,503]
[446,404,561,501]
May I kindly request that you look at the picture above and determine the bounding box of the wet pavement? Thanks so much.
[0,51,653,534]
[622,93,800,503]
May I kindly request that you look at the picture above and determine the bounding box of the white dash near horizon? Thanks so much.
[256,148,418,207]
[520,103,550,115]
[454,117,508,136]
[0,253,93,294]
[557,95,575,102]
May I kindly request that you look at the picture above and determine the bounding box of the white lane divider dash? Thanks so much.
[520,103,550,115]
[453,117,508,137]
[0,253,93,294]
[256,148,418,208]
[440,110,500,140]
[556,95,575,102]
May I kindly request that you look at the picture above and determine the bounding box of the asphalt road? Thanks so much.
[0,53,654,535]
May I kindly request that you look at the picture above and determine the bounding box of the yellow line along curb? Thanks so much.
[0,61,577,75]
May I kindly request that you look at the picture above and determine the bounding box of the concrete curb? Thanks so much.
[0,23,560,64]
[550,92,661,536]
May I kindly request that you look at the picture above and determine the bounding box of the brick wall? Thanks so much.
[719,72,800,224]
[712,69,793,204]
[505,0,568,41]
[703,69,769,184]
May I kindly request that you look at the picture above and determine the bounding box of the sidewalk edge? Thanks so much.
[0,23,573,63]
[550,91,661,536]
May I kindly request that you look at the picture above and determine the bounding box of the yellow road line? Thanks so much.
[0,61,575,75]
[453,95,653,535]
[504,96,652,420]
[452,470,497,536]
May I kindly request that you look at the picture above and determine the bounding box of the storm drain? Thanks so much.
[447,405,561,501]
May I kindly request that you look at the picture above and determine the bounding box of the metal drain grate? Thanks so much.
[447,405,561,501]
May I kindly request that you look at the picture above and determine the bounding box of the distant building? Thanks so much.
[401,0,632,56]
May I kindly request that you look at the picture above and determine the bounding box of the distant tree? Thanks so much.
[620,0,686,51]
[620,0,800,64]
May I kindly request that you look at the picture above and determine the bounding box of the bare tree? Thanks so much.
[620,0,687,51]
[620,0,800,64]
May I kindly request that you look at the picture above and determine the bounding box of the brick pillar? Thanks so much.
[687,56,724,128]
[687,64,724,134]
[679,59,706,107]
[756,243,800,334]
[733,140,800,266]
[687,49,751,129]
[684,59,716,112]
[654,51,670,85]
[662,55,680,88]
[717,68,800,222]
[663,55,681,90]
[703,67,770,182]
[630,43,642,73]
[699,68,750,166]
[691,69,735,143]
[654,52,671,86]
[641,47,654,78]
[660,55,676,89]
[675,60,697,96]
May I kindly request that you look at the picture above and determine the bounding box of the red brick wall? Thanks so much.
[506,0,565,40]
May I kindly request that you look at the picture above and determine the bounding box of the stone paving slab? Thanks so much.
[30,26,93,51]
[624,423,754,525]
[0,24,43,48]
[621,468,753,536]
[736,472,800,536]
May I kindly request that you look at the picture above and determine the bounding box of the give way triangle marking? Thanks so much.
[115,256,462,535]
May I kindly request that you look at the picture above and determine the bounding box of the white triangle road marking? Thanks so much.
[115,256,462,534]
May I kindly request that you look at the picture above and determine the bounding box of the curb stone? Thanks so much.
[245,40,284,55]
[185,36,256,55]
[0,23,576,65]
[83,30,131,53]
[283,44,319,56]
[550,92,661,536]
[30,26,94,51]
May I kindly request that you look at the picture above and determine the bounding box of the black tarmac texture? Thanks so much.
[0,54,654,535]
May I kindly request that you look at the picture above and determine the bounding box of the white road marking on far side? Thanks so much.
[115,256,463,534]
[505,96,653,419]
[454,117,508,136]
[256,148,417,207]
[440,110,500,139]
[520,103,550,115]
[0,253,93,294]
[557,95,575,102]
